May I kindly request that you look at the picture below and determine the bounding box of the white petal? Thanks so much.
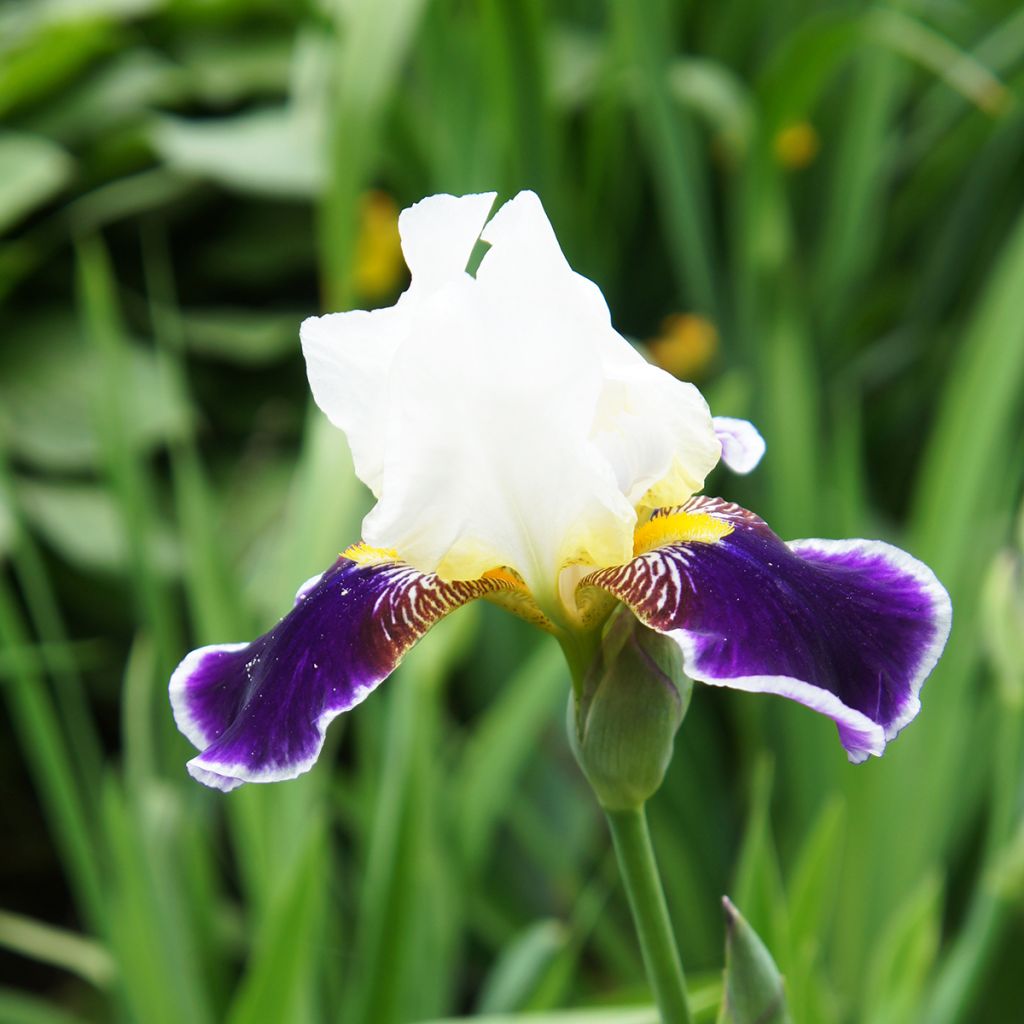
[305,190,723,613]
[713,416,766,474]
[399,191,496,290]
[301,193,496,495]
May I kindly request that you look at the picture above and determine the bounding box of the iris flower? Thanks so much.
[169,191,951,792]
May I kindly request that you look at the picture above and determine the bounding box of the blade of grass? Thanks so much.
[0,578,105,929]
[225,823,327,1024]
[608,0,719,319]
[0,456,103,803]
[318,0,429,310]
[0,910,115,989]
[76,234,180,678]
[102,778,215,1024]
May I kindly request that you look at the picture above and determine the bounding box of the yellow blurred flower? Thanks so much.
[773,121,820,170]
[645,314,718,380]
[354,190,405,300]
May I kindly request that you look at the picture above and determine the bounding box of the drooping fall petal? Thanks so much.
[169,552,516,790]
[580,497,951,761]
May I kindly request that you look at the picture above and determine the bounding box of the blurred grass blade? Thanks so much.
[0,458,104,800]
[225,824,326,1024]
[476,919,569,1014]
[455,641,568,870]
[786,797,846,960]
[861,875,942,1024]
[421,1009,661,1024]
[668,57,754,162]
[0,910,114,989]
[608,0,719,317]
[76,235,180,677]
[319,0,429,308]
[912,202,1024,583]
[0,579,105,928]
[0,990,88,1024]
[142,224,248,643]
[730,757,788,959]
[102,779,215,1024]
[868,8,1008,116]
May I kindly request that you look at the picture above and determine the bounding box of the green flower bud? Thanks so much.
[569,609,692,811]
[719,896,792,1024]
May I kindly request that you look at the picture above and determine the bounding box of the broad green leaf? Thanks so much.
[27,48,182,144]
[16,478,179,575]
[0,314,191,471]
[151,108,322,198]
[0,132,72,234]
[0,18,116,119]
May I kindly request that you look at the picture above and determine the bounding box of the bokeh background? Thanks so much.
[2,0,1024,1021]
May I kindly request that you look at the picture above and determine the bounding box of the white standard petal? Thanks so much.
[305,189,722,615]
[358,191,721,611]
[300,192,497,496]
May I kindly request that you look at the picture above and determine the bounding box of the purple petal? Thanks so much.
[169,555,511,790]
[582,497,951,761]
[713,417,766,474]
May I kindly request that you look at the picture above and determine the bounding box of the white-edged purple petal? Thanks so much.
[713,417,766,474]
[169,554,514,790]
[580,497,951,762]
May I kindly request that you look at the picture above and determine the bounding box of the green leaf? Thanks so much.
[476,919,570,1014]
[420,1009,661,1024]
[454,642,568,870]
[0,989,88,1024]
[667,57,754,162]
[151,108,322,198]
[861,875,942,1024]
[0,132,72,234]
[225,825,326,1024]
[0,909,114,988]
[178,306,305,365]
[16,478,179,575]
[0,314,192,471]
[718,897,792,1024]
[730,757,788,958]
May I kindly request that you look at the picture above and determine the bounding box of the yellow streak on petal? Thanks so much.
[637,456,711,513]
[343,542,401,566]
[481,566,527,590]
[632,510,733,556]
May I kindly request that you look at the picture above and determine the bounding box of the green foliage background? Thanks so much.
[2,0,1024,1021]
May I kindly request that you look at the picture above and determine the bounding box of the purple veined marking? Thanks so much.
[582,496,952,761]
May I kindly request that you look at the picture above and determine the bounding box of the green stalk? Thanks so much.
[605,807,692,1024]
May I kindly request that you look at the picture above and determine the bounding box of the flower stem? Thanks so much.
[604,806,692,1024]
